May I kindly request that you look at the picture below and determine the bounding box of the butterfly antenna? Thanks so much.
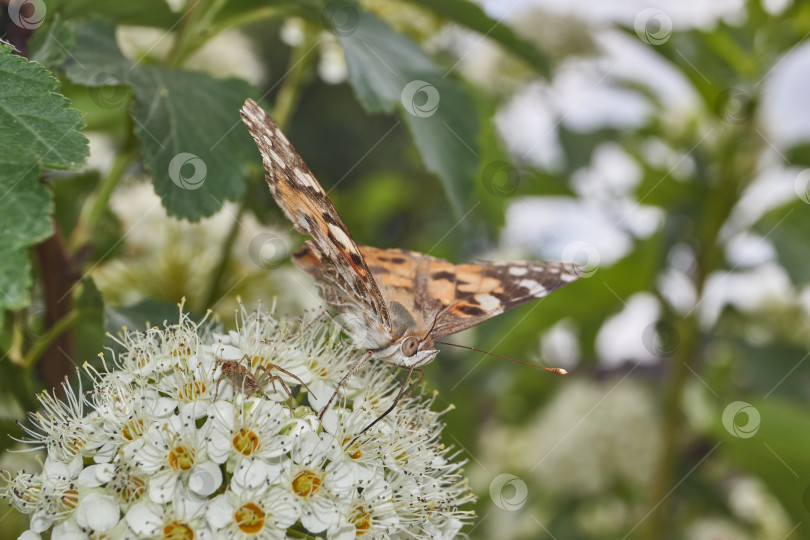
[434,341,567,375]
[349,366,415,447]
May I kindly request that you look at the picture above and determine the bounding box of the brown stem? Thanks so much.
[34,230,80,393]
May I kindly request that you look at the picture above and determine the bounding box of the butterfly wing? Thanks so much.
[240,99,392,339]
[360,246,582,339]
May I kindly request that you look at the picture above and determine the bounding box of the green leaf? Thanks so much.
[0,165,53,252]
[0,45,87,311]
[105,298,181,334]
[710,399,810,538]
[129,66,259,220]
[51,0,177,28]
[754,201,810,286]
[29,15,75,68]
[0,44,88,169]
[0,249,33,310]
[403,0,551,76]
[64,21,261,220]
[339,10,479,216]
[62,19,132,86]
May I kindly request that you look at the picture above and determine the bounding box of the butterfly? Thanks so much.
[240,98,582,420]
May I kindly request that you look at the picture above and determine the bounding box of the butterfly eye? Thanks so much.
[400,336,419,357]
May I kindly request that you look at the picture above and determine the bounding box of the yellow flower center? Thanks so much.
[351,506,372,535]
[180,381,206,400]
[235,502,265,533]
[122,419,145,441]
[120,475,146,503]
[168,445,195,471]
[232,428,261,456]
[291,470,322,498]
[163,520,194,540]
[60,488,79,511]
[342,437,362,460]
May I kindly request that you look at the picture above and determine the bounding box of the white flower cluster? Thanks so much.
[2,305,473,539]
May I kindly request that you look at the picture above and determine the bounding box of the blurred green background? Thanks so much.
[3,0,810,538]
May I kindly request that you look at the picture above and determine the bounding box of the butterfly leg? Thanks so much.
[349,366,416,446]
[317,349,373,421]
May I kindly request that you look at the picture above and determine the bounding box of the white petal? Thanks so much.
[264,488,301,529]
[232,459,269,493]
[188,461,223,497]
[124,501,162,536]
[18,531,41,540]
[301,497,339,533]
[93,443,117,463]
[215,343,243,360]
[206,494,235,529]
[75,493,120,532]
[51,519,84,540]
[29,511,54,533]
[148,470,178,503]
[154,397,177,417]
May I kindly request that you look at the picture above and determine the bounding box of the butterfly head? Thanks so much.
[390,334,438,368]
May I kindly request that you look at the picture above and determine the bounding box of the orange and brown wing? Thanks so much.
[360,246,582,339]
[240,99,391,334]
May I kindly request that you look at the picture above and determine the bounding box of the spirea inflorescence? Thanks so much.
[2,304,474,539]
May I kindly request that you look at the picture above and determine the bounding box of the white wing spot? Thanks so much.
[328,223,353,248]
[519,279,548,296]
[275,128,290,146]
[262,134,274,147]
[294,168,319,189]
[560,272,578,282]
[508,267,528,276]
[268,148,286,169]
[474,294,501,311]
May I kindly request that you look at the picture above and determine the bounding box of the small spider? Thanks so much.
[213,354,314,409]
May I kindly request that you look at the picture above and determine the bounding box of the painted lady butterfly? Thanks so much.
[240,99,582,418]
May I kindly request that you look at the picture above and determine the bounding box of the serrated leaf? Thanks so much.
[403,0,550,76]
[129,66,259,220]
[29,15,75,68]
[0,44,88,169]
[62,19,132,86]
[64,21,261,220]
[339,11,479,216]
